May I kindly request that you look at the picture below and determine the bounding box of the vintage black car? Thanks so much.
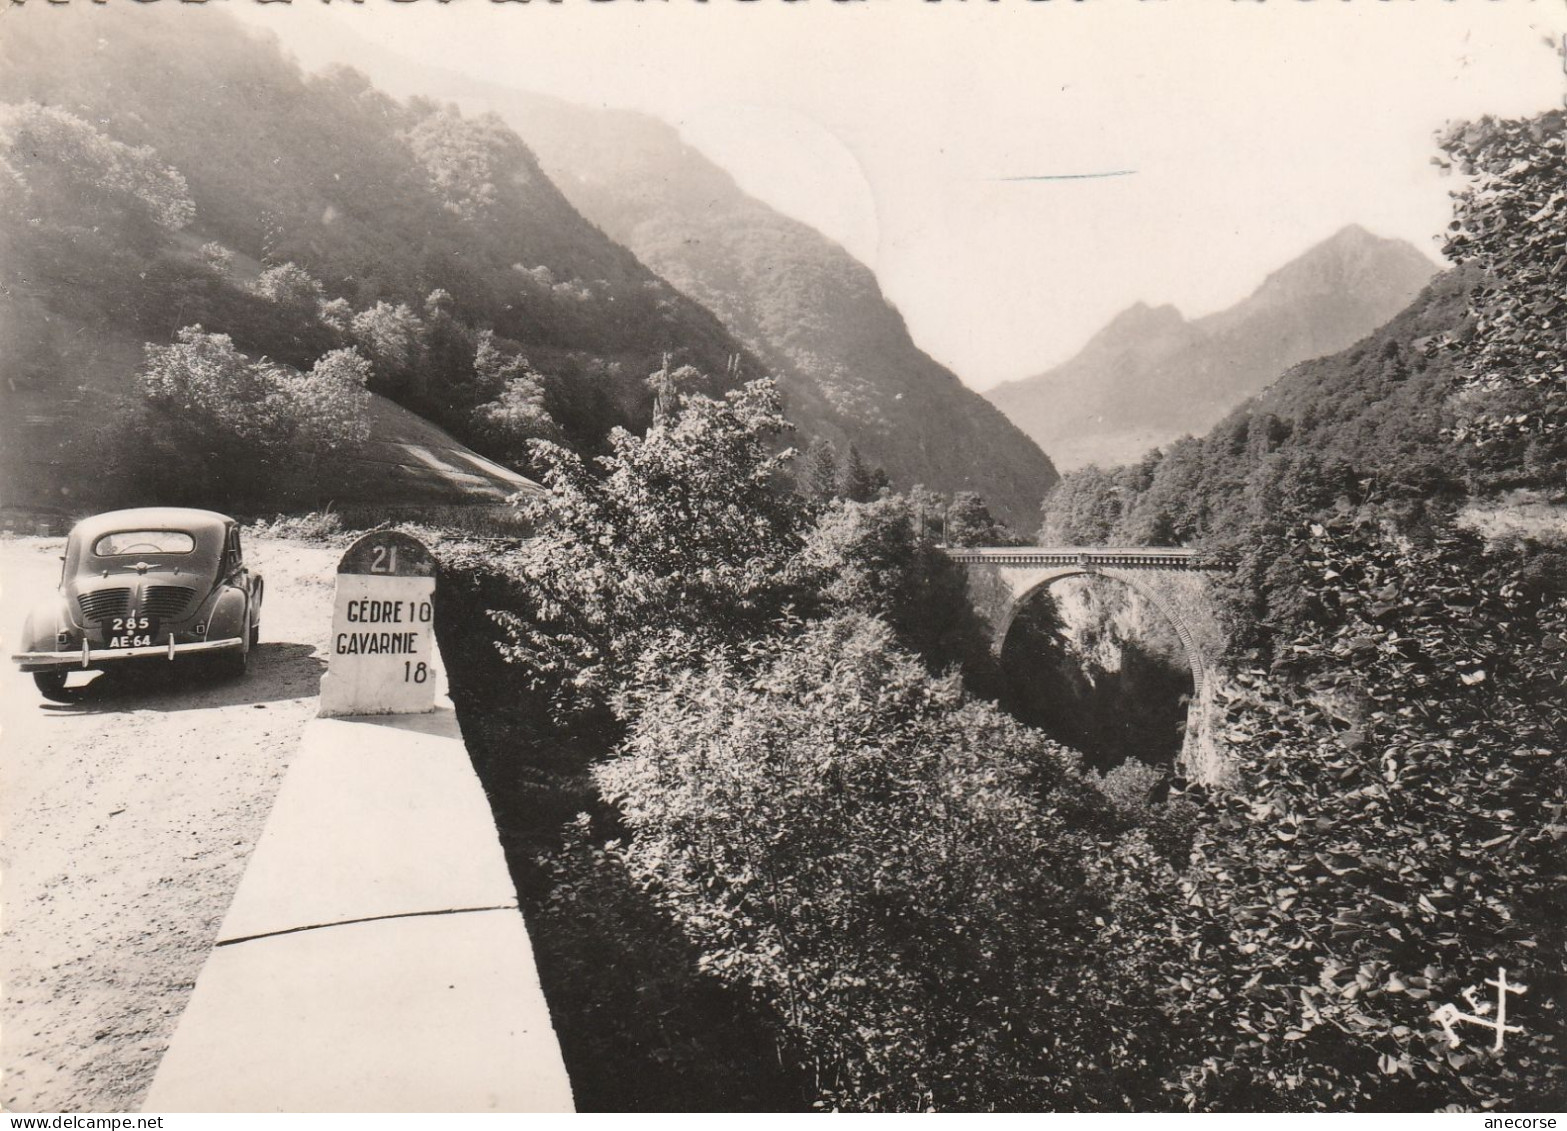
[12,507,263,702]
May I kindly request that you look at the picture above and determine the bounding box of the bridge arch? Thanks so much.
[947,547,1232,784]
[998,567,1209,705]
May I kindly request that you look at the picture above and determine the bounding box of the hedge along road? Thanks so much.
[0,534,342,1112]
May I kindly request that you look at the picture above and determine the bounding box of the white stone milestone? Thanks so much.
[319,531,440,717]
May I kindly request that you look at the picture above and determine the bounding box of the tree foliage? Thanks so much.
[497,379,811,715]
[0,12,756,506]
[1438,109,1566,484]
[796,437,839,502]
[513,105,1566,1113]
[252,261,327,318]
[944,490,1020,547]
[597,613,1170,1111]
[795,493,1000,686]
[470,343,560,468]
[133,326,370,505]
[836,442,884,503]
[1161,517,1567,1111]
[0,101,194,241]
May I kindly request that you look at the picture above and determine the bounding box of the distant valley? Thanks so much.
[336,55,1062,531]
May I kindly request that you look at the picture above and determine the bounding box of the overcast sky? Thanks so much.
[234,0,1564,390]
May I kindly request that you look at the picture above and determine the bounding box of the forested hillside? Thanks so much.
[991,226,1437,471]
[0,6,752,510]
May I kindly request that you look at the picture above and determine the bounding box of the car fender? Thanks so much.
[206,586,249,640]
[19,597,71,654]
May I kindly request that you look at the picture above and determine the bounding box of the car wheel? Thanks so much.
[218,629,250,680]
[33,671,75,703]
[249,581,263,647]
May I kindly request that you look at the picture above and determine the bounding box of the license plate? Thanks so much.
[105,616,158,649]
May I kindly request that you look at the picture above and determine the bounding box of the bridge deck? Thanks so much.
[943,546,1216,569]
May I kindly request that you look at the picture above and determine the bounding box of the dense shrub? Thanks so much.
[597,612,1175,1111]
[133,327,371,507]
[246,510,346,543]
[1161,518,1567,1111]
[0,101,193,244]
[530,815,814,1111]
[794,494,999,686]
[497,379,811,716]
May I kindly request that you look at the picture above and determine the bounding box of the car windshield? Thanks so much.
[92,530,196,556]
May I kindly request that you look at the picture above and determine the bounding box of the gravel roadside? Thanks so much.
[1,535,340,1113]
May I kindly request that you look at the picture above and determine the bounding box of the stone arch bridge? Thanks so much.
[945,546,1231,783]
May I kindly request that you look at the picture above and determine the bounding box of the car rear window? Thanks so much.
[92,530,196,556]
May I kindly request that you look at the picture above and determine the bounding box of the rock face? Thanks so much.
[473,91,1060,531]
[987,226,1440,471]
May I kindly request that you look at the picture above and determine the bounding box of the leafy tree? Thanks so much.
[199,241,236,277]
[797,437,839,502]
[139,326,292,448]
[532,814,813,1110]
[293,346,373,450]
[646,360,703,428]
[350,300,426,398]
[837,443,881,503]
[0,14,765,512]
[1116,441,1208,546]
[248,262,339,362]
[596,612,1170,1111]
[945,490,1019,547]
[472,369,559,468]
[317,296,354,334]
[1039,465,1124,545]
[252,261,327,318]
[795,493,1000,687]
[417,288,487,426]
[0,101,194,243]
[497,379,811,716]
[0,102,195,333]
[905,483,948,543]
[406,108,521,222]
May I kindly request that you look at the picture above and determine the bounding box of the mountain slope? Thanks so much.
[0,6,756,511]
[1038,266,1483,548]
[380,80,1059,530]
[989,226,1439,471]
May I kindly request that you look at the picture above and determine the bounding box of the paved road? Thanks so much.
[0,536,339,1112]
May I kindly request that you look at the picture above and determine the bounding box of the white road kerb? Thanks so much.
[145,540,574,1113]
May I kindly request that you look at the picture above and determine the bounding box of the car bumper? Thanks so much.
[13,637,245,672]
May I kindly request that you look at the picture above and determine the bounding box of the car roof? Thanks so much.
[70,508,235,545]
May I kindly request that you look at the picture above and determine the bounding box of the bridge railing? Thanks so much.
[941,546,1225,570]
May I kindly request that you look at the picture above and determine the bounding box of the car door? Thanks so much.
[228,524,263,639]
[222,525,250,607]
